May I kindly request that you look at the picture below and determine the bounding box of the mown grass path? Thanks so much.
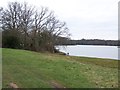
[2,48,118,88]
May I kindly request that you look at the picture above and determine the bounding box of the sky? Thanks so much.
[0,0,119,40]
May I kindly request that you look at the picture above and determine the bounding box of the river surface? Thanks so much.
[56,45,119,60]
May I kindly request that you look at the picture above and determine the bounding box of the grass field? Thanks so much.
[2,48,118,88]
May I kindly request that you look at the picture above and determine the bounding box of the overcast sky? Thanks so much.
[0,0,119,40]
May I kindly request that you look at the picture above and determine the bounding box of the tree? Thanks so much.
[1,1,70,52]
[19,2,34,49]
[1,2,22,48]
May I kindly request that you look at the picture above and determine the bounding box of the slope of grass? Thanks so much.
[2,48,118,88]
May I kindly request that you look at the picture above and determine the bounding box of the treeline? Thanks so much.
[56,38,120,46]
[0,2,70,52]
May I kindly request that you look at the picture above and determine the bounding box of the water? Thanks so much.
[56,45,119,60]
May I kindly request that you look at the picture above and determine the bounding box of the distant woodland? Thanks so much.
[56,38,120,46]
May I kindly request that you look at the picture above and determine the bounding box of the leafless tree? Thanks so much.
[19,2,34,49]
[1,1,70,52]
[30,7,54,51]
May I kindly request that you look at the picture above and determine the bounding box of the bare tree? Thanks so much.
[19,2,34,49]
[1,2,21,31]
[1,2,23,48]
[1,1,70,52]
[30,7,55,51]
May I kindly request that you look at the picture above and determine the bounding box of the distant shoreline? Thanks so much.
[56,44,119,47]
[56,39,120,46]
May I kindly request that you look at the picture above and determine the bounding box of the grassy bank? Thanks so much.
[2,48,118,88]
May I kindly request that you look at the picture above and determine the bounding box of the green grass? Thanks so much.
[2,48,118,88]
